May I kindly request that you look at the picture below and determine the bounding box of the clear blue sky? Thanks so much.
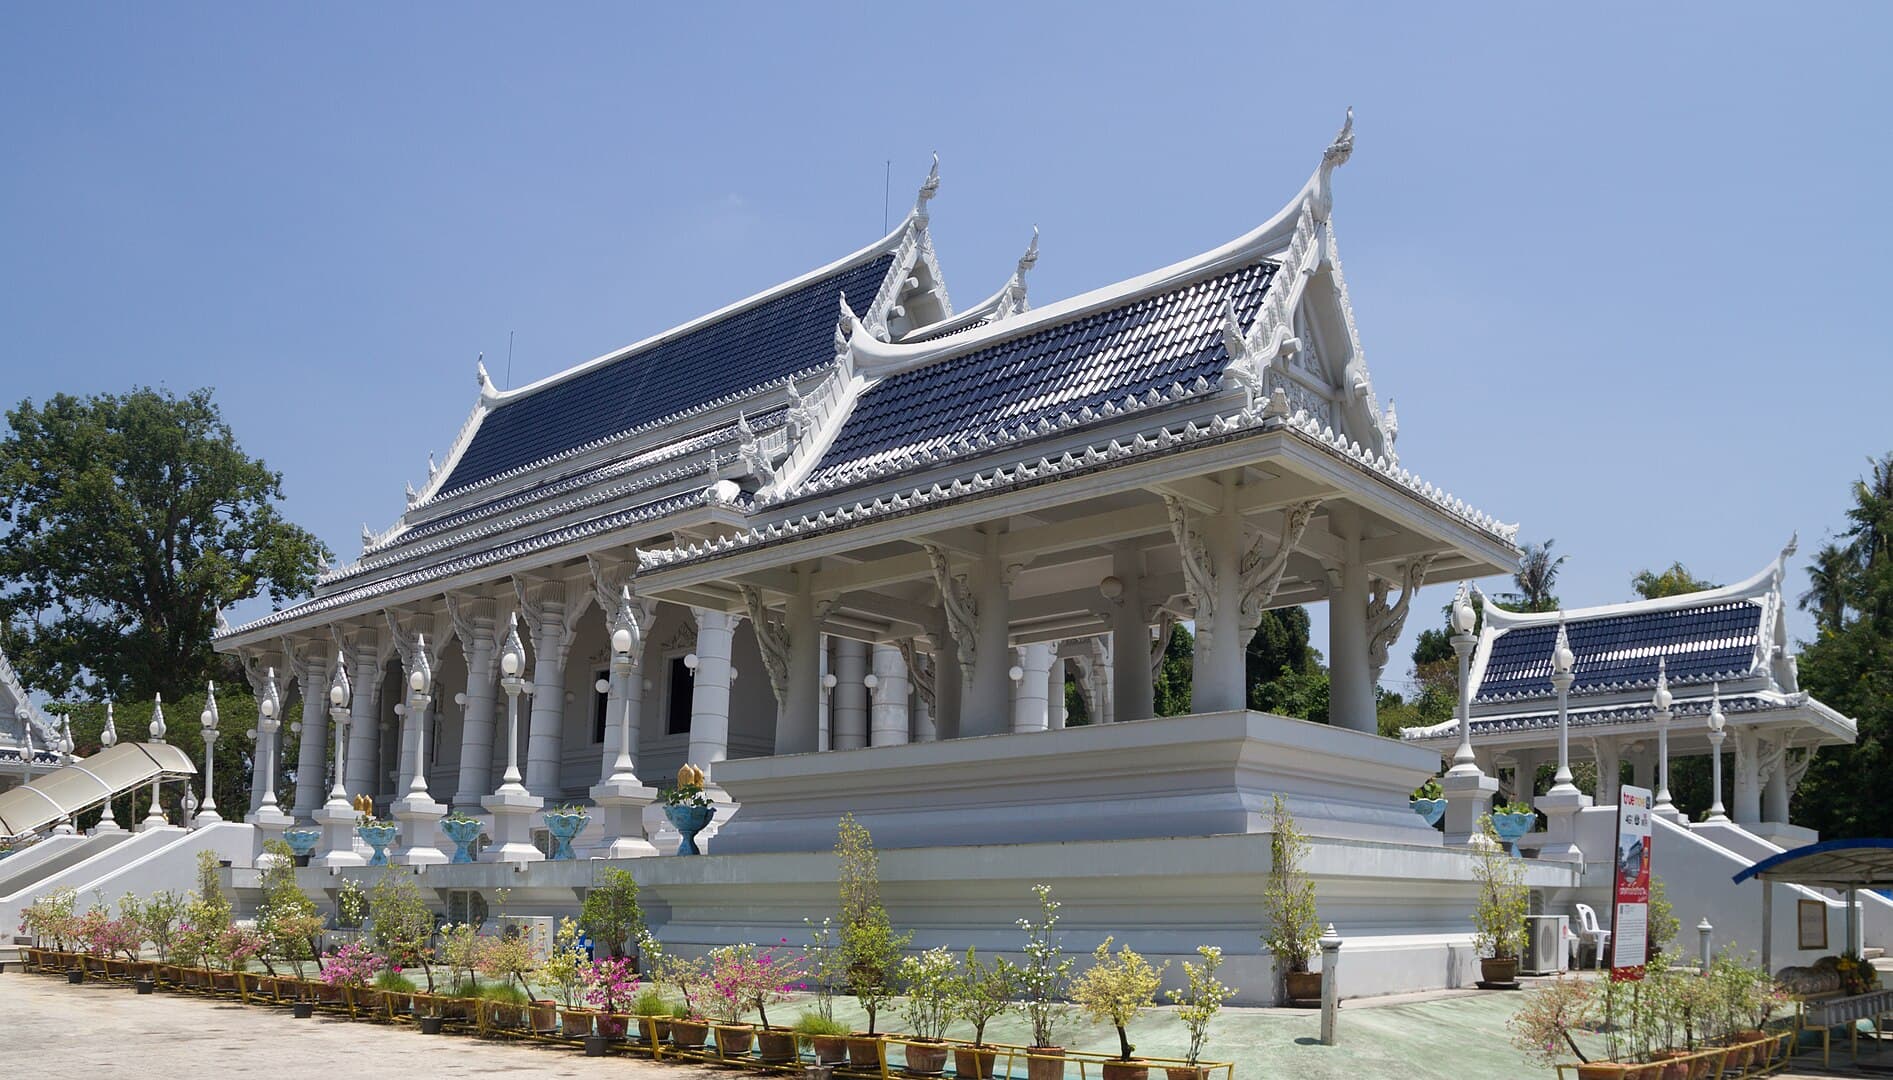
[4,5,1889,692]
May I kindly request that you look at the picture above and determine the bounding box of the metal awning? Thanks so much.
[0,742,196,839]
[1732,838,1893,889]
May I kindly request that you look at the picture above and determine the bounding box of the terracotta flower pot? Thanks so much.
[811,1034,849,1064]
[1647,1050,1689,1080]
[528,999,558,1033]
[1027,1044,1066,1080]
[1284,970,1323,1002]
[715,1023,755,1058]
[1103,1062,1151,1080]
[847,1033,884,1068]
[757,1029,796,1064]
[1164,1068,1210,1080]
[1479,957,1519,986]
[955,1047,1000,1079]
[904,1037,949,1075]
[670,1018,709,1048]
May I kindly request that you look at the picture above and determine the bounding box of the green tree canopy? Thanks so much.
[1631,562,1718,600]
[1794,453,1893,839]
[0,387,329,700]
[1497,539,1564,612]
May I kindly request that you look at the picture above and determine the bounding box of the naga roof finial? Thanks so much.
[1311,106,1355,223]
[914,152,941,223]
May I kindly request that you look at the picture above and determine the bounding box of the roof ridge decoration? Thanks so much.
[0,644,53,747]
[1478,541,1796,632]
[897,226,1041,343]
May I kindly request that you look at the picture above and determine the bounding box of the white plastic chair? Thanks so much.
[1572,903,1611,969]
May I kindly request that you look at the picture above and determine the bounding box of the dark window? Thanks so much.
[592,670,610,744]
[667,655,694,735]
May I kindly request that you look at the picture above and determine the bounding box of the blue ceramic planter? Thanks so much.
[357,823,398,866]
[283,828,322,858]
[441,818,483,864]
[543,811,590,861]
[1410,797,1447,827]
[1491,810,1537,856]
[663,804,715,856]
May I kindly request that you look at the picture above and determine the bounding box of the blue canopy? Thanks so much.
[1731,838,1893,889]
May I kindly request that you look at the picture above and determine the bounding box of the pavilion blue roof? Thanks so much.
[440,254,895,494]
[1474,598,1763,703]
[807,260,1280,485]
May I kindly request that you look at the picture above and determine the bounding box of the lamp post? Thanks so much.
[1549,619,1578,795]
[391,635,447,865]
[404,640,434,799]
[51,717,77,834]
[140,694,170,830]
[481,613,544,863]
[17,707,33,782]
[1704,683,1730,823]
[590,587,659,859]
[255,668,283,813]
[310,654,364,867]
[94,702,122,832]
[1439,582,1498,845]
[195,682,222,824]
[1652,657,1677,819]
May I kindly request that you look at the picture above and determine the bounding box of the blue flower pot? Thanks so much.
[1491,810,1537,856]
[357,823,399,866]
[441,818,483,864]
[1410,798,1447,828]
[543,810,590,861]
[662,804,715,856]
[284,828,322,858]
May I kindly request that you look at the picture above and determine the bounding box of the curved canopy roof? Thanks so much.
[0,742,195,840]
[1731,838,1893,889]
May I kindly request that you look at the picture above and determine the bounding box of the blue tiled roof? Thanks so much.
[1475,599,1763,702]
[440,254,895,493]
[810,260,1279,483]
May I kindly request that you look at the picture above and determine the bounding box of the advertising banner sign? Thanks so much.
[1609,784,1655,981]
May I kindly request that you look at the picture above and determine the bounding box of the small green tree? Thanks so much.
[1648,876,1679,956]
[1015,883,1074,1050]
[1471,816,1528,960]
[897,946,962,1042]
[835,814,911,1034]
[1168,945,1236,1068]
[255,841,323,979]
[437,923,487,994]
[1261,795,1321,989]
[801,916,847,1023]
[578,867,646,962]
[536,917,589,1008]
[1071,936,1168,1062]
[367,871,437,991]
[955,947,1018,1049]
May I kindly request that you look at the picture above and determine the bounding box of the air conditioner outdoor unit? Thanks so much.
[487,914,554,962]
[1524,914,1570,975]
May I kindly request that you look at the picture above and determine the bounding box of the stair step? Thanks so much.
[1864,947,1885,961]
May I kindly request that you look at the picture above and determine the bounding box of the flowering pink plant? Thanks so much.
[583,956,640,1013]
[320,940,387,988]
[706,942,810,1028]
[217,926,265,972]
[90,915,144,961]
[73,908,114,956]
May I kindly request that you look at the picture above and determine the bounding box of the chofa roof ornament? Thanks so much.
[913,152,941,227]
[1310,106,1354,224]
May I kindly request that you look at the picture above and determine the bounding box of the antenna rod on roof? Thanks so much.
[506,330,515,389]
[883,160,891,235]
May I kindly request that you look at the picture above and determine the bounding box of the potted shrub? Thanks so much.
[578,867,647,967]
[658,953,710,1049]
[1166,945,1236,1080]
[537,918,592,1038]
[953,947,1016,1080]
[746,941,806,1064]
[1471,815,1528,986]
[368,871,439,997]
[662,772,716,856]
[1015,883,1075,1080]
[436,922,489,1019]
[1073,936,1169,1080]
[628,984,671,1045]
[795,1011,853,1065]
[321,939,386,1014]
[1647,878,1679,961]
[1262,795,1322,1003]
[1490,800,1538,856]
[580,956,639,1052]
[441,810,483,864]
[897,946,960,1075]
[837,814,910,1067]
[705,943,759,1058]
[21,887,79,966]
[137,889,185,988]
[1507,975,1601,1075]
[215,925,264,996]
[478,930,543,1030]
[255,848,326,1006]
[541,803,590,861]
[1411,777,1447,827]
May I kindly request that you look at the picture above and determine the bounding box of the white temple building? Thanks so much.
[0,646,59,795]
[5,114,1875,1001]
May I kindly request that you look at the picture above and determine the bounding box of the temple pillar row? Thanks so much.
[687,607,741,778]
[290,653,331,822]
[1011,641,1056,733]
[342,629,382,804]
[869,643,911,746]
[832,636,868,750]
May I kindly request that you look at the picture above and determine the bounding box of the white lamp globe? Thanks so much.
[329,685,345,707]
[1653,682,1672,713]
[595,678,610,694]
[683,653,699,671]
[260,697,275,718]
[1452,595,1476,634]
[1008,665,1024,683]
[612,627,633,654]
[821,673,837,689]
[410,669,426,692]
[863,673,879,690]
[501,651,521,677]
[200,708,213,727]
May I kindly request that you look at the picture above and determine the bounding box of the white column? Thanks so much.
[1509,749,1541,807]
[933,639,962,741]
[687,608,740,775]
[1594,739,1623,805]
[869,644,911,746]
[777,580,823,754]
[1011,642,1055,733]
[1631,750,1654,793]
[342,634,381,805]
[964,530,1017,736]
[1106,546,1154,723]
[831,637,868,750]
[448,598,499,812]
[1047,657,1067,730]
[290,657,330,822]
[1763,749,1791,823]
[521,588,571,798]
[1732,728,1762,825]
[818,636,832,750]
[1326,508,1375,734]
